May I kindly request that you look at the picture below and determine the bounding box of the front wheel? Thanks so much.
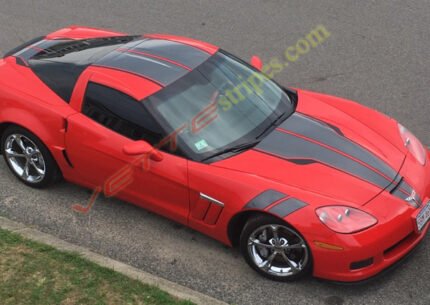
[1,126,61,188]
[240,215,312,281]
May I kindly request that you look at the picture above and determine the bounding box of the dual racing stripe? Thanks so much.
[130,39,211,69]
[12,36,211,86]
[279,113,398,181]
[95,38,211,86]
[96,48,189,86]
[244,190,308,218]
[256,113,407,196]
[256,128,394,190]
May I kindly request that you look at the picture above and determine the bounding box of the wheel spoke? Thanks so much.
[249,239,275,249]
[280,252,299,271]
[22,161,30,179]
[270,225,279,240]
[285,242,306,250]
[14,135,27,152]
[5,148,25,158]
[30,161,45,176]
[259,252,277,271]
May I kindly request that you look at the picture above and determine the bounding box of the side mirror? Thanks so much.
[123,141,163,162]
[250,55,263,71]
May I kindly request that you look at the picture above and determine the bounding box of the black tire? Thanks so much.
[1,125,62,188]
[240,214,312,282]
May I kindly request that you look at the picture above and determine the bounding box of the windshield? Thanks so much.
[144,51,296,162]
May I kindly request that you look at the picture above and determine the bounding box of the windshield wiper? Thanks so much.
[201,111,293,162]
[255,111,291,140]
[201,140,261,162]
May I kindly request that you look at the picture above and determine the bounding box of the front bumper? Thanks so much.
[311,149,430,282]
[312,212,429,282]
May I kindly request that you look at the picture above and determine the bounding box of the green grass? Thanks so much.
[0,228,195,305]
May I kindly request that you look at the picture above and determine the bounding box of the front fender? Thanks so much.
[0,105,71,174]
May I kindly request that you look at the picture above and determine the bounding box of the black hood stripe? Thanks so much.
[397,180,422,205]
[279,113,397,181]
[392,188,409,201]
[256,130,393,190]
[279,128,393,179]
[387,174,403,193]
[399,180,413,194]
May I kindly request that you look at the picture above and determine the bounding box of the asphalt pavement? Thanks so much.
[0,1,429,304]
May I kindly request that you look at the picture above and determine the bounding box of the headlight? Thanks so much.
[398,123,427,166]
[316,206,377,234]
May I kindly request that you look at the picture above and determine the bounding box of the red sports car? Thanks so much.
[1,26,429,282]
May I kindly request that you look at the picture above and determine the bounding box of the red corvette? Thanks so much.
[0,26,429,282]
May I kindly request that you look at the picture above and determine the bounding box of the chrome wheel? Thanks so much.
[247,224,309,278]
[4,134,46,183]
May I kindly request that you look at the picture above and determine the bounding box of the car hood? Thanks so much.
[213,90,407,205]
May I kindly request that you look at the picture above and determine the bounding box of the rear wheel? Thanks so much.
[1,126,61,188]
[240,215,312,281]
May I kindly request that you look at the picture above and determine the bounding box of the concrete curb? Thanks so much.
[0,216,228,305]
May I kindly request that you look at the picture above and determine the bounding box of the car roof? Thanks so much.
[94,37,213,87]
[8,27,219,103]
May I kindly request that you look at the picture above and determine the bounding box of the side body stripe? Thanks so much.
[244,190,286,210]
[243,190,308,219]
[268,198,308,218]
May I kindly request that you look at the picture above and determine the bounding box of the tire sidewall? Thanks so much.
[1,126,61,188]
[240,214,313,282]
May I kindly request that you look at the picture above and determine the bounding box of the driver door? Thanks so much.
[64,69,189,224]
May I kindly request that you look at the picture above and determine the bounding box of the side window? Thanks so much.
[82,82,163,145]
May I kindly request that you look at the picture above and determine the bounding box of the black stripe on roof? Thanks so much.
[131,39,210,69]
[95,50,189,86]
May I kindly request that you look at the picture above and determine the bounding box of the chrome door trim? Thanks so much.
[199,193,225,207]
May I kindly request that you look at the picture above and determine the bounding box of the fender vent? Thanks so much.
[62,150,73,168]
[191,194,224,225]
